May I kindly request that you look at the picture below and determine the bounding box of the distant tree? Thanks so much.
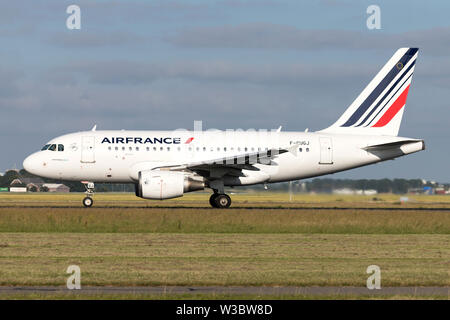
[19,169,36,178]
[0,170,20,187]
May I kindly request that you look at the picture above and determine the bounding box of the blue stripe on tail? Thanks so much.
[341,48,418,127]
[356,60,415,127]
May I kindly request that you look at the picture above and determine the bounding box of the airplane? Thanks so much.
[23,48,424,208]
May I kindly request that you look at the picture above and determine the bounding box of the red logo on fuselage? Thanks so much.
[185,137,194,144]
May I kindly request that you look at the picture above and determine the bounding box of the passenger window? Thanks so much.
[58,144,64,152]
[41,144,50,151]
[48,144,56,151]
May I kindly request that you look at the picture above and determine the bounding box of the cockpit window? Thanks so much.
[41,144,50,151]
[48,144,57,151]
[58,144,64,152]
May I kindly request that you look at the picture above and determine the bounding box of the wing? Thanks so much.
[152,145,298,178]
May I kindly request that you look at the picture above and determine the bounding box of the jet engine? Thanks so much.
[135,170,205,200]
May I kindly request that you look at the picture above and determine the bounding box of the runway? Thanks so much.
[0,286,448,297]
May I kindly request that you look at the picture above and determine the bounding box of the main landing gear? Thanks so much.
[82,181,95,208]
[209,193,232,208]
[208,180,231,208]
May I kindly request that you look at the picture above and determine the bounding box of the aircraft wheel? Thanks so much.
[209,194,219,208]
[214,194,231,208]
[83,197,93,208]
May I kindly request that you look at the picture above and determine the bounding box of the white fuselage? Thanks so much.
[23,130,424,187]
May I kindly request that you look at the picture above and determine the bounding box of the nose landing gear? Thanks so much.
[82,181,95,208]
[82,196,93,207]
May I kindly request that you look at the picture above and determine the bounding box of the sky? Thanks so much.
[0,0,449,182]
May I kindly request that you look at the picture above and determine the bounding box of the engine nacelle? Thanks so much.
[135,170,204,200]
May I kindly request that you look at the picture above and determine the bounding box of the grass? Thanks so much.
[0,233,448,287]
[0,193,448,299]
[1,192,450,208]
[0,293,447,300]
[0,207,448,234]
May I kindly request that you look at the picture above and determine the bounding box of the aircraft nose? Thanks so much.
[23,153,40,175]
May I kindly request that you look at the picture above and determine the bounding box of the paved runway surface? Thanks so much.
[0,286,448,296]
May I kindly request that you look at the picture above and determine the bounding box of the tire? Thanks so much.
[83,197,93,208]
[214,194,231,208]
[209,194,218,208]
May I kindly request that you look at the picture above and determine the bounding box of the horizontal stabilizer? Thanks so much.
[363,139,425,152]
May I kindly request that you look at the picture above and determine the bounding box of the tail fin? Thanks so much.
[321,48,418,136]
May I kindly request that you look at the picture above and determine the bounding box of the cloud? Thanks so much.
[54,54,450,94]
[48,31,145,48]
[0,67,23,98]
[168,23,450,55]
[58,59,375,86]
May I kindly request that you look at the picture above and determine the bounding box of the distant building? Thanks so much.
[359,189,378,196]
[42,183,70,193]
[333,188,355,195]
[333,188,378,195]
[10,177,45,191]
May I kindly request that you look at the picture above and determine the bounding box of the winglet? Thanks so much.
[91,124,97,131]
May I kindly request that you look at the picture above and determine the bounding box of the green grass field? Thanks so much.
[0,193,448,299]
[1,192,450,208]
[0,233,448,287]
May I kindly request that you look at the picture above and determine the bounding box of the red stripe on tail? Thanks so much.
[372,85,410,127]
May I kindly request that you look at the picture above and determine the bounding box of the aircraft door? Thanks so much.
[81,136,95,163]
[319,137,333,164]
